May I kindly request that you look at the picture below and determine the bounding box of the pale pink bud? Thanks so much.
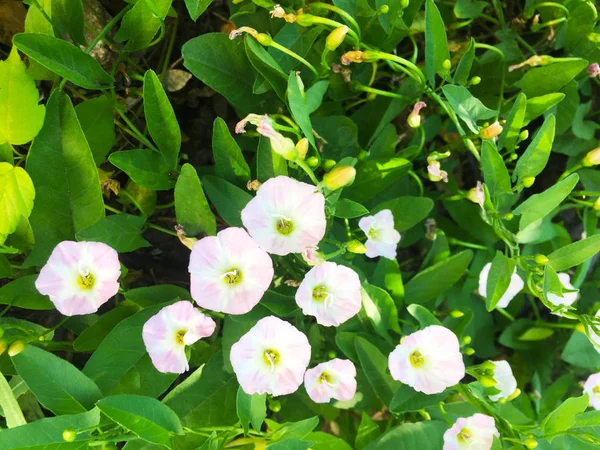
[407,102,427,128]
[587,63,600,78]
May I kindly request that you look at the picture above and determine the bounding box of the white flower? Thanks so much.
[358,209,401,259]
[388,325,465,394]
[583,373,600,410]
[488,361,518,402]
[547,273,579,307]
[478,262,524,308]
[295,262,362,327]
[230,316,311,396]
[443,414,499,450]
[304,359,357,403]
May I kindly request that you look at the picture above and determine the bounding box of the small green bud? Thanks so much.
[480,375,496,387]
[346,239,367,254]
[470,76,481,85]
[357,150,368,161]
[442,59,451,70]
[295,13,317,27]
[449,310,464,318]
[378,4,390,13]
[524,438,538,449]
[322,159,337,171]
[534,254,548,265]
[464,347,475,356]
[256,33,272,46]
[8,340,26,357]
[306,156,319,168]
[268,398,281,413]
[401,0,410,8]
[462,336,472,345]
[503,212,514,221]
[62,429,77,442]
[519,129,529,141]
[522,176,535,188]
[328,350,337,359]
[323,166,356,190]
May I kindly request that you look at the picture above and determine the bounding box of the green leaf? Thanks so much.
[562,331,600,369]
[0,409,100,450]
[114,0,172,52]
[542,394,589,439]
[356,413,381,450]
[0,163,35,244]
[354,336,400,405]
[454,0,487,19]
[441,85,496,133]
[390,385,449,413]
[73,304,140,352]
[518,327,554,341]
[202,175,253,227]
[124,285,190,308]
[164,352,238,428]
[144,70,180,169]
[514,59,588,98]
[404,250,473,304]
[513,115,555,184]
[212,117,251,186]
[76,213,151,253]
[288,72,316,148]
[0,275,53,309]
[97,395,183,448]
[183,33,263,114]
[305,81,330,114]
[362,284,400,337]
[109,150,176,191]
[51,0,86,45]
[269,24,324,73]
[406,304,442,327]
[245,36,287,100]
[565,0,597,51]
[498,92,526,151]
[25,91,104,266]
[75,95,115,165]
[83,305,178,397]
[271,417,319,441]
[12,345,102,415]
[481,140,511,196]
[0,47,46,145]
[425,0,450,86]
[306,432,353,450]
[184,0,213,20]
[486,252,515,311]
[365,421,447,450]
[547,234,600,271]
[345,158,412,203]
[373,196,433,232]
[257,135,288,182]
[268,440,313,450]
[453,38,475,85]
[524,93,565,126]
[333,199,369,219]
[175,164,216,236]
[13,33,114,89]
[513,174,578,231]
[236,387,267,435]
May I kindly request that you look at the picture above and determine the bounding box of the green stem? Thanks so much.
[408,170,424,197]
[375,52,426,83]
[307,16,360,46]
[160,15,179,80]
[40,316,70,338]
[269,41,319,77]
[147,223,178,237]
[351,83,412,100]
[116,107,160,152]
[528,2,570,17]
[0,369,26,428]
[119,189,145,212]
[448,238,489,250]
[496,307,515,321]
[491,0,505,26]
[309,2,362,41]
[85,5,132,54]
[105,204,123,214]
[294,159,320,185]
[534,321,578,330]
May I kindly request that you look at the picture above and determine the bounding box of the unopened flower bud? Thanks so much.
[587,62,600,78]
[503,213,514,220]
[322,159,337,171]
[378,4,390,14]
[295,138,309,160]
[534,254,548,265]
[62,429,77,442]
[357,150,368,161]
[346,240,367,254]
[470,76,481,85]
[442,59,451,70]
[518,129,529,142]
[326,26,349,51]
[524,438,538,449]
[323,166,356,190]
[522,176,535,188]
[407,101,427,128]
[295,13,318,27]
[8,340,26,357]
[582,147,600,167]
[341,50,364,65]
[269,398,281,413]
[480,121,503,139]
[256,33,273,46]
[462,336,472,345]
[401,0,410,8]
[508,388,521,401]
[464,347,475,356]
[306,156,319,168]
[594,197,600,211]
[450,310,464,318]
[480,375,496,387]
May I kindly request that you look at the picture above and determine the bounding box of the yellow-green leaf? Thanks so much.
[0,162,35,244]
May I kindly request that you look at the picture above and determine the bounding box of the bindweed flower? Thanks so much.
[547,273,579,307]
[583,373,600,410]
[588,63,600,78]
[189,227,274,314]
[478,262,524,308]
[427,158,449,183]
[36,241,121,316]
[230,316,311,396]
[304,359,357,403]
[466,181,485,210]
[388,325,465,394]
[235,114,263,134]
[488,361,518,402]
[358,209,401,259]
[270,4,297,22]
[295,262,362,326]
[302,246,325,266]
[241,176,327,256]
[257,115,298,161]
[143,301,216,374]
[407,102,427,128]
[443,414,499,450]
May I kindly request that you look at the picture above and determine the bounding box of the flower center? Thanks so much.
[368,227,379,239]
[457,427,471,442]
[263,349,280,372]
[76,263,95,290]
[409,350,425,367]
[221,268,242,285]
[594,385,600,396]
[318,372,335,386]
[312,285,328,302]
[275,216,294,235]
[174,330,187,346]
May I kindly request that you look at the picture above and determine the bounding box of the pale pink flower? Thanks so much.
[270,4,286,18]
[358,209,401,259]
[302,246,324,266]
[488,361,518,402]
[427,159,449,183]
[584,373,600,410]
[188,227,274,315]
[588,63,600,78]
[388,325,465,394]
[295,262,361,327]
[235,114,263,134]
[230,316,311,396]
[256,116,298,160]
[142,301,216,374]
[443,414,499,450]
[304,359,357,403]
[241,176,326,256]
[590,310,600,352]
[35,241,120,316]
[547,272,579,307]
[407,101,427,128]
[478,262,524,308]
